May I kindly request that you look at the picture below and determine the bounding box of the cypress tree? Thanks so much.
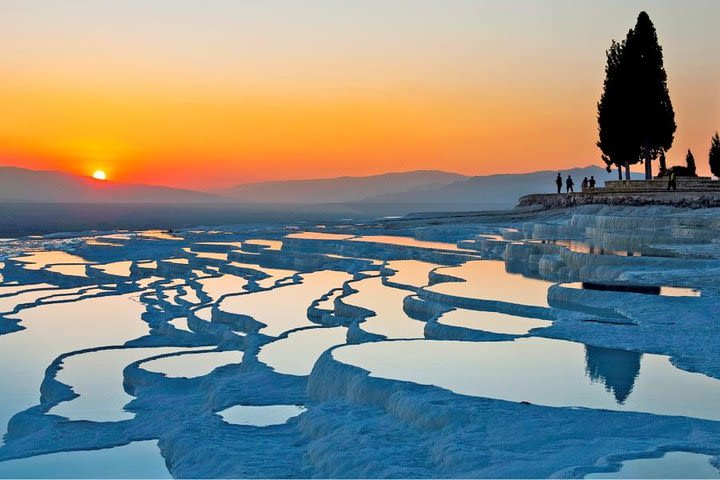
[597,12,676,180]
[686,149,696,176]
[598,40,637,180]
[709,132,720,178]
[625,12,676,179]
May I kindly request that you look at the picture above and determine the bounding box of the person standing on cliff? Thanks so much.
[566,175,575,193]
[589,176,596,189]
[667,171,677,191]
[556,173,562,194]
[581,177,589,190]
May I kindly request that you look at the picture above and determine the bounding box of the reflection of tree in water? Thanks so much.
[585,345,642,404]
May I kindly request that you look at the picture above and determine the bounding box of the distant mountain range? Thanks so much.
[220,170,466,204]
[0,165,614,208]
[0,167,219,203]
[360,166,614,208]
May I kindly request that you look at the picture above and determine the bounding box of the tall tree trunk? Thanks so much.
[659,151,667,177]
[618,166,622,180]
[625,164,631,180]
[644,156,652,180]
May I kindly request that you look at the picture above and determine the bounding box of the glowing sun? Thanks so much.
[92,170,107,181]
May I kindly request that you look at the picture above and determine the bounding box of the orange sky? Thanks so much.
[1,1,718,189]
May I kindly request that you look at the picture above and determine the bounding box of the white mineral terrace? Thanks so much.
[0,207,718,478]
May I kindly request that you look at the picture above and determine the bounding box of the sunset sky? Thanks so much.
[1,0,718,189]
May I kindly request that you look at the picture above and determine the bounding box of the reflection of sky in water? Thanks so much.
[220,270,351,337]
[344,277,425,339]
[0,288,87,313]
[350,235,469,251]
[194,306,212,321]
[333,338,720,421]
[0,440,171,478]
[195,241,242,247]
[219,404,306,426]
[184,248,228,261]
[50,347,200,422]
[383,259,440,289]
[45,264,88,277]
[258,326,347,376]
[428,260,552,308]
[225,262,297,287]
[585,451,720,479]
[196,274,248,301]
[315,288,342,310]
[0,283,33,295]
[95,261,133,277]
[0,294,149,441]
[177,287,201,304]
[244,239,283,251]
[141,350,243,378]
[438,309,552,335]
[285,232,354,240]
[163,258,189,265]
[168,317,192,332]
[14,251,90,270]
[137,230,182,241]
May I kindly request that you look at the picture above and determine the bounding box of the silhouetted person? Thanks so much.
[667,171,677,191]
[585,345,642,404]
[589,176,596,189]
[566,175,574,193]
[581,177,588,190]
[555,173,562,194]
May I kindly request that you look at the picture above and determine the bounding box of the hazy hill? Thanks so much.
[0,167,219,203]
[221,170,468,204]
[0,165,616,210]
[361,166,615,208]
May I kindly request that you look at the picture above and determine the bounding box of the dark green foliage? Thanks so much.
[597,12,676,179]
[709,132,720,178]
[686,149,696,176]
[668,149,698,177]
[598,40,635,178]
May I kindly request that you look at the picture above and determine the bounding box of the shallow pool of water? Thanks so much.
[285,232,355,241]
[584,451,720,479]
[218,404,306,426]
[351,235,471,252]
[186,250,228,261]
[258,326,347,376]
[219,270,351,337]
[427,260,553,308]
[0,440,171,478]
[0,294,150,441]
[45,264,88,278]
[141,350,243,378]
[168,317,192,332]
[197,274,248,301]
[138,230,182,241]
[244,239,283,251]
[0,287,80,313]
[343,277,425,339]
[437,309,552,335]
[94,261,133,277]
[383,260,441,289]
[50,347,196,422]
[332,337,720,421]
[14,251,90,270]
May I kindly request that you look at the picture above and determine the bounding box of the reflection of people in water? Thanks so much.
[585,345,642,404]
